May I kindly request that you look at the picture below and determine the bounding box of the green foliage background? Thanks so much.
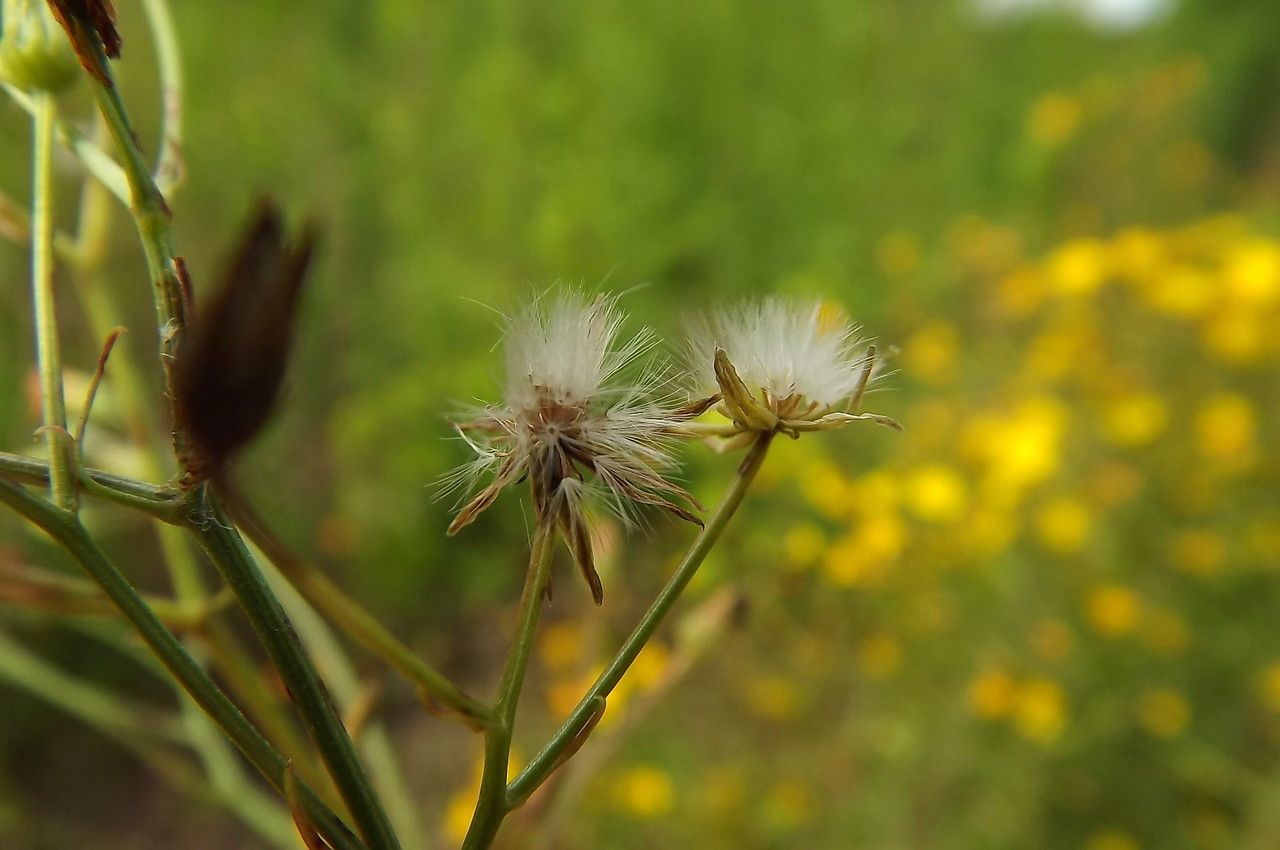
[1,1,1279,848]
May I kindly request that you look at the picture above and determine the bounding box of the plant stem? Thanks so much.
[506,433,774,806]
[0,480,364,850]
[138,0,185,194]
[222,484,492,727]
[462,524,556,850]
[187,486,401,850]
[29,92,76,511]
[0,450,181,520]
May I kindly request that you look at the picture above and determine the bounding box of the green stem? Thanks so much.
[139,0,185,194]
[0,480,364,850]
[255,550,430,849]
[0,450,181,520]
[506,433,773,807]
[29,92,76,511]
[462,524,556,850]
[187,486,400,850]
[222,485,491,727]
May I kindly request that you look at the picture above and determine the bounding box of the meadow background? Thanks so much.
[2,0,1279,848]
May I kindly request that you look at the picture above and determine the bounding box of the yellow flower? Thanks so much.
[1195,393,1257,467]
[968,668,1018,719]
[1027,93,1083,147]
[1047,238,1108,296]
[1223,238,1280,305]
[783,522,826,570]
[904,321,959,385]
[537,621,584,672]
[856,633,903,680]
[904,464,969,524]
[802,463,853,520]
[744,675,803,722]
[1138,688,1191,738]
[1035,497,1092,554]
[996,266,1048,318]
[1087,584,1143,637]
[1144,266,1215,318]
[1258,662,1280,713]
[1085,829,1141,850]
[876,230,923,277]
[1171,529,1226,577]
[1202,308,1265,364]
[1102,392,1167,447]
[1013,677,1067,744]
[1109,227,1165,286]
[614,765,675,819]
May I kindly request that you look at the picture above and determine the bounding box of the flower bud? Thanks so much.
[0,0,79,93]
[174,201,315,484]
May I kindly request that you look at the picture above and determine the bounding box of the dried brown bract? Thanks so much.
[174,201,315,485]
[44,0,119,84]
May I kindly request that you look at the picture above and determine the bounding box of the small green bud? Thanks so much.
[0,0,79,93]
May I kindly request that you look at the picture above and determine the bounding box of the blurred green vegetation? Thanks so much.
[1,1,1279,848]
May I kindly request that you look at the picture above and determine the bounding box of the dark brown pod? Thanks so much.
[44,0,121,84]
[174,201,315,484]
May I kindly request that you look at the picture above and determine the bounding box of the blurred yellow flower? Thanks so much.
[802,462,852,519]
[1144,266,1215,318]
[1087,585,1143,637]
[1224,239,1280,305]
[1258,663,1280,713]
[856,633,903,680]
[783,522,826,570]
[1202,308,1265,364]
[877,229,923,277]
[744,675,804,722]
[1085,829,1141,850]
[1194,393,1257,467]
[961,505,1019,557]
[1013,677,1067,744]
[968,668,1017,719]
[905,464,969,524]
[970,396,1067,497]
[614,765,675,819]
[1031,619,1075,662]
[1035,497,1092,554]
[1027,92,1083,147]
[1171,529,1226,577]
[1047,238,1108,296]
[1138,688,1191,739]
[443,786,475,845]
[849,469,902,513]
[1110,228,1165,285]
[629,643,670,692]
[904,321,959,385]
[537,621,584,672]
[823,512,905,587]
[1102,392,1167,447]
[997,266,1048,318]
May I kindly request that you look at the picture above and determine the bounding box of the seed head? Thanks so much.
[687,299,902,438]
[443,289,702,604]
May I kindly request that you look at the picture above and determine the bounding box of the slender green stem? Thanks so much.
[2,82,130,203]
[507,433,774,807]
[222,485,492,727]
[462,524,556,850]
[29,93,76,510]
[0,480,364,850]
[255,550,430,849]
[187,486,400,850]
[139,0,185,194]
[0,450,182,520]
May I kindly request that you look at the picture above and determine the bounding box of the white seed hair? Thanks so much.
[689,298,874,410]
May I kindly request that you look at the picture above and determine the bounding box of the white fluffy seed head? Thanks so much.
[443,288,700,543]
[689,299,873,411]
